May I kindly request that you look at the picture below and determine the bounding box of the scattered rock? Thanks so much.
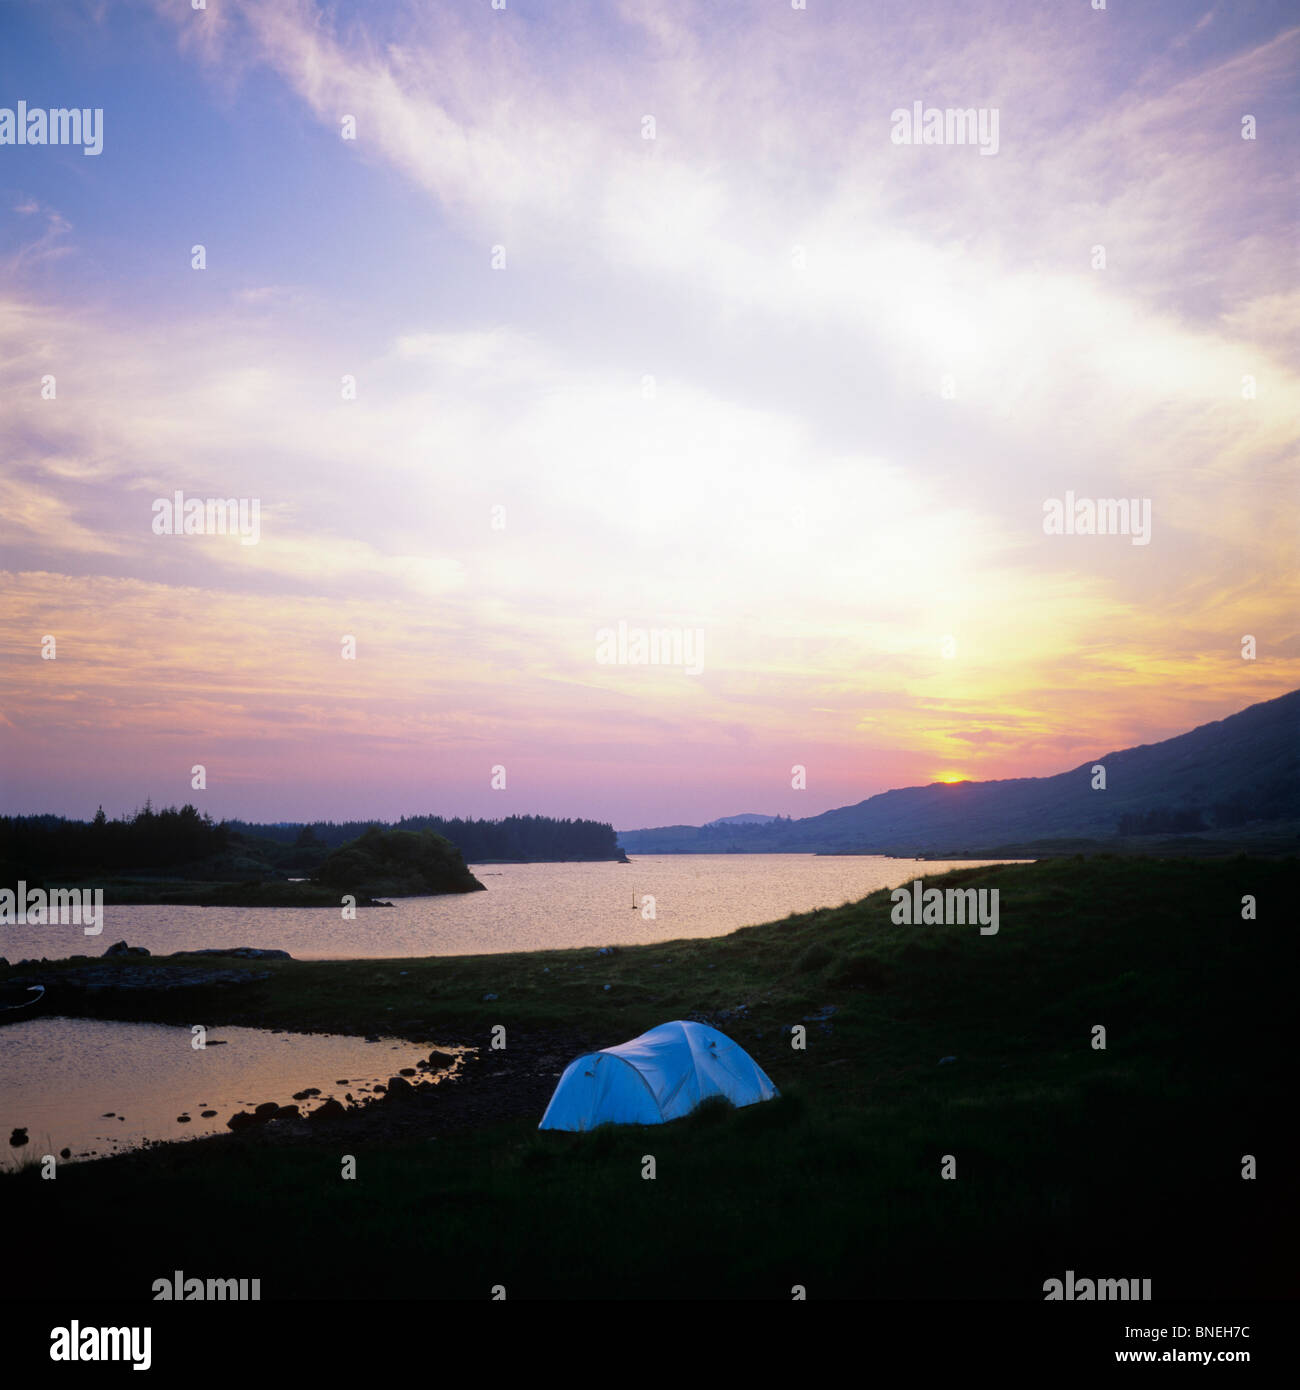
[427,1049,456,1067]
[308,1098,346,1123]
[59,1148,70,1159]
[176,1115,191,1123]
[385,1075,414,1099]
[398,1068,416,1077]
[9,1128,28,1147]
[200,1110,217,1118]
[104,941,150,957]
[226,1101,297,1130]
[291,1088,321,1101]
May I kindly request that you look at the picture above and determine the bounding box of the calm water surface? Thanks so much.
[0,1018,459,1166]
[2,855,1026,961]
[0,856,1026,1162]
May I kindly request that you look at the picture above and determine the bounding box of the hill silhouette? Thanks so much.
[619,689,1300,855]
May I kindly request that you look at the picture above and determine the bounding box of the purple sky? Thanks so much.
[1,0,1296,828]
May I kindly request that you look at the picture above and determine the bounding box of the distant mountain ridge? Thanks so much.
[618,690,1300,855]
[704,813,780,827]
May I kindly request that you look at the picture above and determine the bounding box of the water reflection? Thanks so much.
[0,1017,467,1165]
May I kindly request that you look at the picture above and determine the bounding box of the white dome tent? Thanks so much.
[539,1020,779,1132]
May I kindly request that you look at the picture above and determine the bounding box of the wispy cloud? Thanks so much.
[2,0,1296,819]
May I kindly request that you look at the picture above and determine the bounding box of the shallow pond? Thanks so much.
[0,1017,462,1165]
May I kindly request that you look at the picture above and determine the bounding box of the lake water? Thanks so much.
[0,1018,462,1166]
[0,855,1024,1164]
[2,855,1024,961]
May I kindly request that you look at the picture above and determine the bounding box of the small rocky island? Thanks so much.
[122,826,486,906]
[312,826,486,898]
[1,807,622,907]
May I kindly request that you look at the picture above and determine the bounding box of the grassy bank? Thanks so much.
[3,856,1293,1299]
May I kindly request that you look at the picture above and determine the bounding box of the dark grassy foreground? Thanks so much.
[3,857,1295,1300]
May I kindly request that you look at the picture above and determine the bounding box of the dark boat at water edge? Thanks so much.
[0,984,46,1025]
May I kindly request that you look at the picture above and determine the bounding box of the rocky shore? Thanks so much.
[2,938,596,1158]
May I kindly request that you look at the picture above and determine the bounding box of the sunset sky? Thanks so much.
[1,0,1296,828]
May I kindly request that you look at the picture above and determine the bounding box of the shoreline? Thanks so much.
[4,856,1294,1163]
[2,855,1292,1300]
